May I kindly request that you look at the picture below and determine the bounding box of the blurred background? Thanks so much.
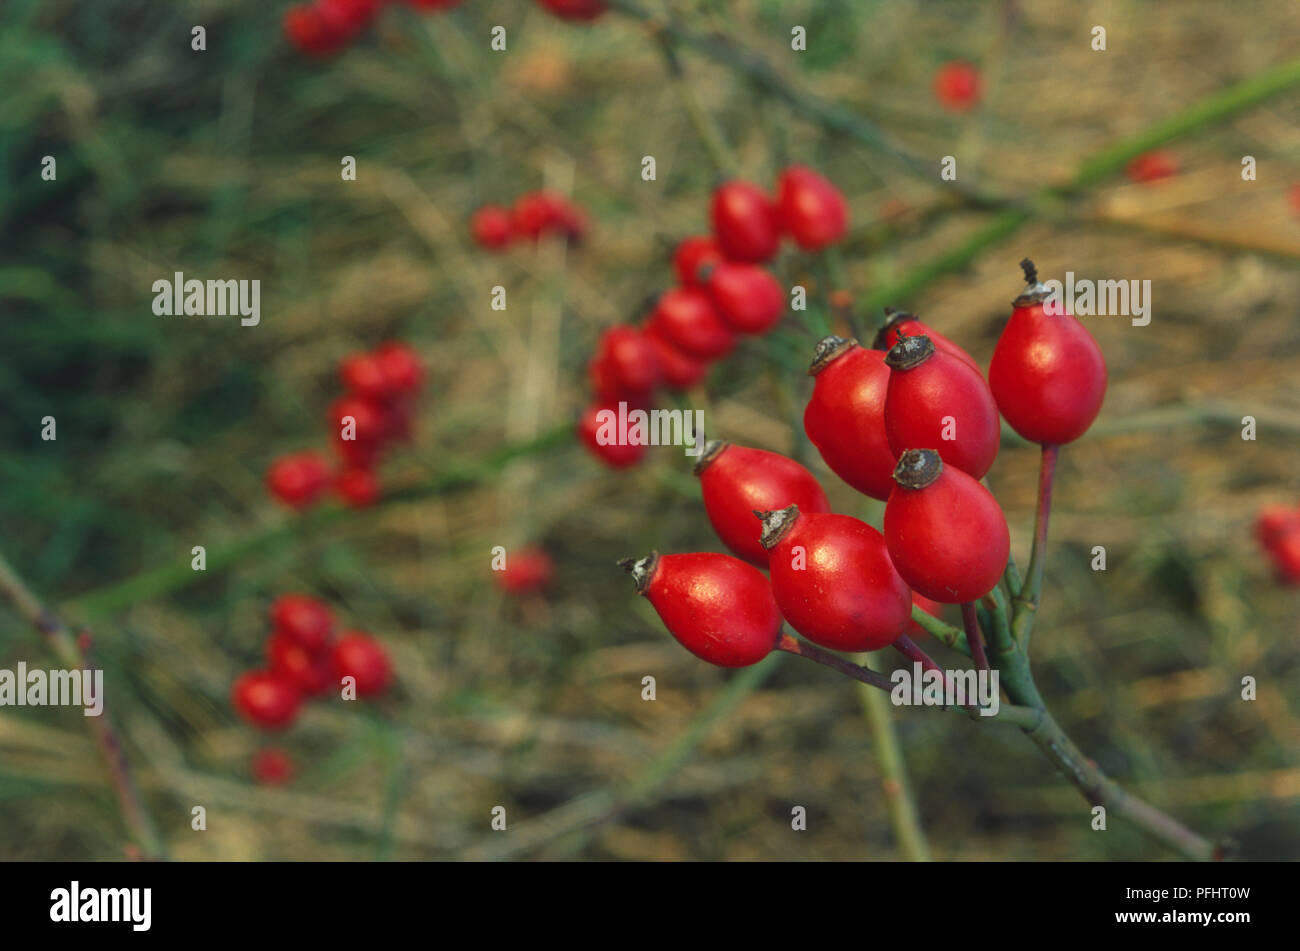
[1,0,1298,861]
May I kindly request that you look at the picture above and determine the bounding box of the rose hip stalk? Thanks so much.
[883,449,1009,604]
[694,441,830,566]
[884,332,1001,480]
[620,551,783,667]
[802,336,896,501]
[757,506,912,652]
[988,259,1107,447]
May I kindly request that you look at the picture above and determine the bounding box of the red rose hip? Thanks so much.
[705,262,785,335]
[620,551,782,667]
[643,327,708,390]
[232,671,303,730]
[694,441,831,566]
[873,308,979,372]
[988,259,1107,446]
[594,325,661,394]
[803,336,896,501]
[332,631,393,696]
[883,449,1010,603]
[577,404,647,469]
[884,332,1001,480]
[270,594,335,651]
[758,506,912,652]
[268,632,333,696]
[710,181,781,263]
[266,451,332,509]
[647,287,735,360]
[471,204,514,250]
[673,235,724,287]
[776,165,849,251]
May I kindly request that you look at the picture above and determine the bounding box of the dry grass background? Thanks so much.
[0,0,1298,860]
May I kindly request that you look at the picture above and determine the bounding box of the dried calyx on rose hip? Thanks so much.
[883,331,1001,479]
[619,551,783,667]
[988,258,1107,447]
[802,335,896,501]
[883,449,1010,604]
[694,440,830,567]
[873,307,979,371]
[756,505,911,652]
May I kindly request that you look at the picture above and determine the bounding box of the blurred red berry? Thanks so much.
[232,671,303,729]
[283,5,347,56]
[933,60,982,111]
[329,395,389,449]
[266,451,332,509]
[577,404,647,468]
[339,351,390,400]
[471,204,514,250]
[374,342,424,395]
[673,235,724,286]
[268,632,333,696]
[332,632,393,696]
[710,181,781,263]
[497,546,555,594]
[406,0,466,9]
[1255,504,1300,550]
[270,594,335,651]
[336,466,381,507]
[647,286,736,360]
[643,327,708,390]
[776,165,849,251]
[536,0,607,21]
[1273,532,1300,585]
[251,748,296,786]
[317,0,380,38]
[705,262,785,335]
[595,325,661,394]
[1126,150,1179,184]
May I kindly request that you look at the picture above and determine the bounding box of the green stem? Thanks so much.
[908,603,970,656]
[1012,443,1058,648]
[854,652,931,861]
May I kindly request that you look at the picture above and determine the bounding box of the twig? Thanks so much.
[1013,443,1058,648]
[961,602,989,672]
[776,633,893,692]
[0,550,165,860]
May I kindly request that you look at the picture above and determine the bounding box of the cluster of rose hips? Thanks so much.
[284,0,605,56]
[1254,504,1300,584]
[265,342,424,510]
[470,192,588,252]
[233,595,394,782]
[578,167,850,468]
[621,260,1108,668]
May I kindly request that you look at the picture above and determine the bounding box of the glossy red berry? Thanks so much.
[374,342,424,395]
[232,670,303,729]
[1126,150,1178,184]
[332,632,393,696]
[711,181,781,263]
[1273,533,1300,585]
[873,308,979,372]
[588,353,652,408]
[283,5,346,56]
[933,60,981,111]
[803,336,896,501]
[884,449,1010,603]
[647,287,735,360]
[251,748,296,786]
[471,204,514,250]
[267,632,333,696]
[496,546,555,594]
[336,466,381,507]
[673,235,724,287]
[705,262,785,335]
[577,404,647,468]
[329,394,389,449]
[884,332,1001,480]
[512,191,563,240]
[758,507,911,652]
[621,551,782,667]
[988,260,1107,446]
[643,327,709,390]
[693,441,830,566]
[266,451,332,509]
[270,594,335,651]
[776,165,848,251]
[536,0,607,21]
[595,325,661,394]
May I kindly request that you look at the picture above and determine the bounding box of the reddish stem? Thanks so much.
[961,602,989,671]
[776,633,894,692]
